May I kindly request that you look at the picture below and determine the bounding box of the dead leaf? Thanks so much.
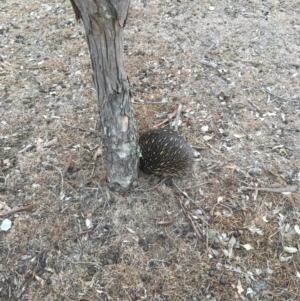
[0,204,34,217]
[228,236,236,258]
[156,216,176,225]
[217,196,224,202]
[262,216,269,222]
[294,225,300,236]
[201,125,209,132]
[241,244,254,251]
[126,227,136,234]
[237,279,244,294]
[43,137,58,147]
[279,255,292,262]
[85,213,93,229]
[93,146,103,161]
[283,246,298,253]
[225,165,238,170]
[202,135,213,141]
[0,218,12,231]
[263,112,276,116]
[247,225,264,235]
[63,153,73,176]
[233,133,246,139]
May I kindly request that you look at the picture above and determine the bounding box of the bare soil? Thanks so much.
[0,0,300,300]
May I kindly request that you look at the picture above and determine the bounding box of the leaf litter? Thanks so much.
[0,0,300,300]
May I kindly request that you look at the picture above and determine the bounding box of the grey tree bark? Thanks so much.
[69,0,138,192]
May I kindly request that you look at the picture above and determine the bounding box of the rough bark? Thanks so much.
[69,0,138,191]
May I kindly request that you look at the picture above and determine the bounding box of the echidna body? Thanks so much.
[139,128,194,177]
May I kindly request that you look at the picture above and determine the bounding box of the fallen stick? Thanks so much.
[156,216,177,225]
[63,153,73,176]
[43,137,58,148]
[178,198,204,240]
[200,59,218,69]
[0,204,34,217]
[64,123,95,133]
[174,103,182,132]
[246,98,261,112]
[262,89,297,103]
[241,186,297,193]
[152,105,179,128]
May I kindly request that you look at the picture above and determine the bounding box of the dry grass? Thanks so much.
[0,0,300,300]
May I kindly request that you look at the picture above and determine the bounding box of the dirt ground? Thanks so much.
[1,0,300,300]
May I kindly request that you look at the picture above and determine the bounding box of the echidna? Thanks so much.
[139,128,194,177]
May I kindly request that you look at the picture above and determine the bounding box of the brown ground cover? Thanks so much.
[0,0,300,300]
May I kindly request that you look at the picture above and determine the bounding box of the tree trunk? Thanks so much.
[69,0,138,191]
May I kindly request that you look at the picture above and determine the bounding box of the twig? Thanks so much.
[43,137,58,148]
[156,216,177,225]
[190,145,207,150]
[31,249,46,262]
[211,202,234,216]
[63,153,73,176]
[246,98,261,112]
[64,123,95,133]
[200,59,218,69]
[75,228,94,236]
[42,163,64,198]
[172,179,208,221]
[174,103,182,132]
[152,105,179,128]
[92,146,103,161]
[204,141,220,153]
[64,256,102,269]
[202,43,216,60]
[132,101,167,105]
[0,204,33,217]
[135,177,168,192]
[262,89,298,103]
[241,186,297,193]
[148,259,171,265]
[178,198,204,240]
[203,141,227,159]
[177,182,210,190]
[20,260,41,295]
[18,145,35,154]
[235,125,250,138]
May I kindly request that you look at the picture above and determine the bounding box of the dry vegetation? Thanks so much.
[1,0,300,300]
